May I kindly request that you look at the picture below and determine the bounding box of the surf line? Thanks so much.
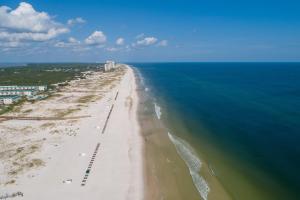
[81,143,100,186]
[167,132,210,200]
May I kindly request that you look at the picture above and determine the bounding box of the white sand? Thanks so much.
[0,66,144,199]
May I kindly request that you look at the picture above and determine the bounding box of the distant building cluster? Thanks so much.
[104,60,118,72]
[0,85,47,105]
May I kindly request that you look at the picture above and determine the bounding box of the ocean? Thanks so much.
[133,63,300,200]
[0,63,27,68]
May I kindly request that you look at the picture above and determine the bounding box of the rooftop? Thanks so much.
[0,85,47,87]
[0,95,21,100]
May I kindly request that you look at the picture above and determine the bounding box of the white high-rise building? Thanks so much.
[104,60,116,72]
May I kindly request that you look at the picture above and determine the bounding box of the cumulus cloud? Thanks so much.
[54,37,91,52]
[0,28,68,42]
[131,35,168,49]
[0,2,64,32]
[68,37,80,44]
[116,37,124,45]
[0,41,25,51]
[67,17,86,26]
[54,41,68,48]
[54,37,80,48]
[135,33,145,39]
[72,46,91,52]
[106,47,119,52]
[55,31,107,52]
[55,31,106,52]
[0,2,68,49]
[136,37,158,46]
[85,31,107,45]
[157,40,168,47]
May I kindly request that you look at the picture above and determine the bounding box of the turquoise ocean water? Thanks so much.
[134,63,300,200]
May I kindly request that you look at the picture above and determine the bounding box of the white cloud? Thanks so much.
[67,17,86,26]
[125,45,131,51]
[136,37,158,46]
[106,44,132,52]
[116,37,124,45]
[68,37,80,44]
[54,41,68,48]
[0,28,68,42]
[0,2,64,32]
[135,33,145,39]
[54,37,80,48]
[85,31,107,45]
[54,37,91,52]
[0,41,20,48]
[0,2,68,48]
[72,46,91,52]
[106,47,119,52]
[132,35,168,48]
[55,31,106,52]
[157,40,168,47]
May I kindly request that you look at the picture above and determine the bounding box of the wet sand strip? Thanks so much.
[81,143,100,186]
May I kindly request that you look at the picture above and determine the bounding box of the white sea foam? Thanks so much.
[168,132,210,200]
[134,67,149,93]
[134,67,145,87]
[154,103,162,119]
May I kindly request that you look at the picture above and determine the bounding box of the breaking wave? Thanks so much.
[168,132,210,200]
[133,67,145,87]
[154,103,162,119]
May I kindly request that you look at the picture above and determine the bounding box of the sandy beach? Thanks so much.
[0,66,144,199]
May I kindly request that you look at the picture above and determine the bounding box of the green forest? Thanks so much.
[0,63,102,86]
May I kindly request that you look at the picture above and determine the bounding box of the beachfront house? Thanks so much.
[0,85,48,105]
[0,85,47,91]
[0,96,21,105]
[38,86,47,91]
[0,90,37,96]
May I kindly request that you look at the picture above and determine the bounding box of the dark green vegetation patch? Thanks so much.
[0,63,103,86]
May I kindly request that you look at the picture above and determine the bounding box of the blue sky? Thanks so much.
[0,0,300,62]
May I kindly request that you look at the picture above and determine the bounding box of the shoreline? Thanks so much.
[134,66,232,200]
[1,63,232,200]
[134,67,200,200]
